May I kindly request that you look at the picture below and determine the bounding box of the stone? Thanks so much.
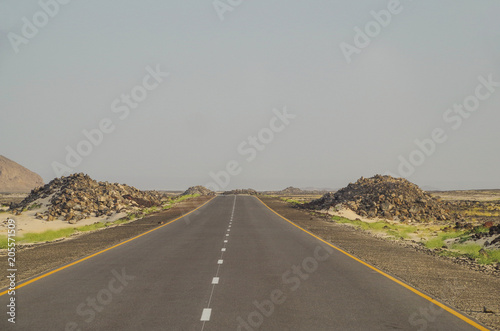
[11,173,163,223]
[222,189,258,195]
[303,175,463,223]
[180,186,215,196]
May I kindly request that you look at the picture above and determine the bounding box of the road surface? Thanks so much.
[0,195,486,330]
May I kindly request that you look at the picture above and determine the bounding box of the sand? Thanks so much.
[323,206,441,243]
[0,192,127,236]
[325,206,383,223]
[0,211,127,236]
[0,194,127,236]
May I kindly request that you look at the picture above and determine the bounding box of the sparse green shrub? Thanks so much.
[28,203,42,210]
[0,194,203,248]
[162,194,200,209]
[280,198,303,205]
[449,243,500,264]
[331,216,417,239]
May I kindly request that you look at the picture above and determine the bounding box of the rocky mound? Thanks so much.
[276,186,325,195]
[305,175,460,222]
[279,187,306,195]
[222,189,258,195]
[181,186,215,196]
[0,155,44,193]
[11,173,162,223]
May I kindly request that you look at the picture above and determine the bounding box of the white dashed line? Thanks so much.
[200,308,212,321]
[201,196,236,331]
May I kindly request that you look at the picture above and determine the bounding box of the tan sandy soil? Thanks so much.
[0,192,127,236]
[326,206,383,223]
[431,190,500,201]
[0,211,127,236]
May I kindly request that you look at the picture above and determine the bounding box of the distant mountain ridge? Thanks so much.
[300,187,336,192]
[0,155,44,193]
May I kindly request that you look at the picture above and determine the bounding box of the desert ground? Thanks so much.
[1,182,499,330]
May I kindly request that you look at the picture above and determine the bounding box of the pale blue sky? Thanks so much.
[1,0,499,190]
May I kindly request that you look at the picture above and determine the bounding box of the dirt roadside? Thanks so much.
[259,196,500,331]
[0,196,213,290]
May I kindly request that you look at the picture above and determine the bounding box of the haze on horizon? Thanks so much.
[1,0,499,191]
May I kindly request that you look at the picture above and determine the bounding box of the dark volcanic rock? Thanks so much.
[11,173,163,222]
[181,186,215,196]
[222,189,258,195]
[305,175,461,222]
[279,186,305,195]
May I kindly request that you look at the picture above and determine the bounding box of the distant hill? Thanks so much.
[0,155,44,193]
[420,185,441,192]
[260,187,330,195]
[181,186,215,196]
[301,187,336,192]
[279,187,327,195]
[278,186,304,194]
[222,189,258,195]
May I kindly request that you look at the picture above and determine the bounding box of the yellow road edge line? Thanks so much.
[256,197,489,331]
[0,197,215,297]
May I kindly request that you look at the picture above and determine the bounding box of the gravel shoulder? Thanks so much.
[260,196,500,331]
[0,196,213,290]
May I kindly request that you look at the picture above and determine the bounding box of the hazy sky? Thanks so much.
[1,0,499,191]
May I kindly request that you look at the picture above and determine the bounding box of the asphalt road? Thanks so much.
[0,195,486,330]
